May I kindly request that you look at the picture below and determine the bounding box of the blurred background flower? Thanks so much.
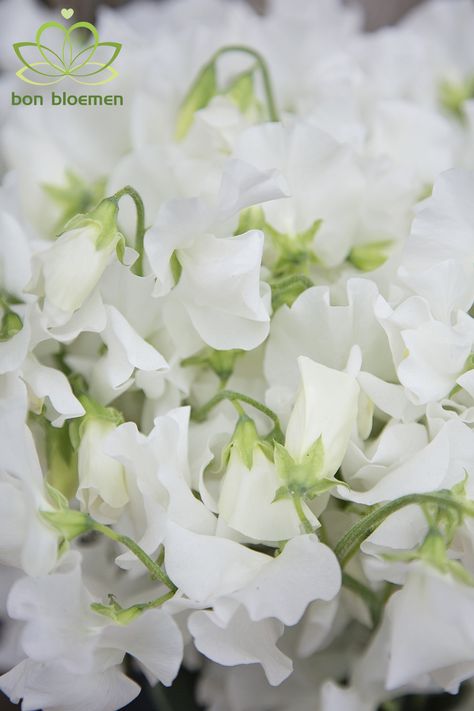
[39,0,426,29]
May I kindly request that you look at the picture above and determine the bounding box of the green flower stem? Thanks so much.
[128,589,176,615]
[212,45,279,122]
[92,521,176,591]
[334,491,474,567]
[192,389,284,443]
[292,494,314,534]
[112,185,146,277]
[342,572,383,628]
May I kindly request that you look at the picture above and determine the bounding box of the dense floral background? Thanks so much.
[0,0,473,709]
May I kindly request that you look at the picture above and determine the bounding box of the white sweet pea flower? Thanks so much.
[399,169,474,318]
[0,374,58,576]
[0,551,183,711]
[218,418,317,541]
[29,198,123,325]
[188,607,292,686]
[285,355,360,477]
[145,159,286,350]
[265,279,395,424]
[104,407,216,571]
[337,419,473,505]
[235,121,364,267]
[77,418,129,525]
[356,563,474,695]
[165,524,341,626]
[376,294,474,405]
[166,523,340,685]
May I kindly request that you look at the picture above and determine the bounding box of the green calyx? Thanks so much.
[224,68,259,113]
[227,414,273,470]
[348,240,393,272]
[91,589,175,625]
[273,437,341,501]
[46,421,78,500]
[41,507,94,541]
[0,308,23,342]
[62,196,120,252]
[268,219,321,278]
[439,75,474,120]
[175,45,279,140]
[43,171,106,233]
[385,528,474,587]
[181,347,244,385]
[0,294,24,342]
[175,61,217,140]
[69,394,124,450]
[334,490,474,568]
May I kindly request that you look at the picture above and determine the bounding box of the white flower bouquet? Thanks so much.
[0,0,473,709]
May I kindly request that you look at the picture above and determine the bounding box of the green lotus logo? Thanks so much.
[13,8,122,86]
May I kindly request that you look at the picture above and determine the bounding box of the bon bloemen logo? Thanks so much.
[11,8,124,106]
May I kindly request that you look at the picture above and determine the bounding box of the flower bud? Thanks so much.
[77,418,128,524]
[32,197,122,315]
[285,356,359,481]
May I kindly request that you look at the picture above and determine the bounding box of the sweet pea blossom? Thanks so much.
[1,0,474,709]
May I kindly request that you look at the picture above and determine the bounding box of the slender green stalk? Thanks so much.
[335,491,474,567]
[92,521,176,590]
[292,494,314,534]
[129,589,176,614]
[192,389,284,443]
[342,572,383,627]
[112,185,146,276]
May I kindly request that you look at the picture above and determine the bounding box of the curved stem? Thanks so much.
[292,494,314,534]
[112,186,146,277]
[93,521,176,591]
[213,45,279,122]
[334,491,474,567]
[192,389,284,443]
[342,572,383,628]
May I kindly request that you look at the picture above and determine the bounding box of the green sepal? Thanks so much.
[272,485,290,503]
[43,171,106,233]
[224,68,255,112]
[269,219,321,278]
[46,422,78,500]
[175,61,217,140]
[69,395,125,450]
[41,509,93,541]
[170,251,182,285]
[45,482,69,511]
[60,197,119,252]
[232,415,260,469]
[306,477,346,499]
[439,76,474,120]
[91,598,143,625]
[274,436,325,494]
[181,347,244,385]
[348,240,393,272]
[115,234,127,264]
[234,206,266,236]
[0,310,23,342]
[271,274,314,311]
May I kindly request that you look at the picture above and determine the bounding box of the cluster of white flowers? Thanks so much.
[0,0,474,709]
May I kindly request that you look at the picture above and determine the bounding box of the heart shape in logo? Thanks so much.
[61,8,74,20]
[14,16,122,85]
